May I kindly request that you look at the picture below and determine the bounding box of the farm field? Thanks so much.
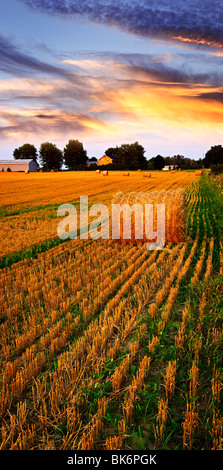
[0,170,222,451]
[0,170,197,264]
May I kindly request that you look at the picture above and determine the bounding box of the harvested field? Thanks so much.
[0,170,222,451]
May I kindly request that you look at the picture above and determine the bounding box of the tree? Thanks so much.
[116,142,147,170]
[203,145,223,168]
[63,140,87,170]
[172,154,184,169]
[105,147,118,160]
[164,156,172,166]
[39,142,63,171]
[147,158,155,170]
[13,143,38,163]
[211,164,223,174]
[153,155,165,170]
[181,158,192,170]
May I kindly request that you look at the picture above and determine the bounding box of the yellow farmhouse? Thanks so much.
[98,155,114,166]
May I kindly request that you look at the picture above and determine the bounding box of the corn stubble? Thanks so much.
[0,171,222,451]
[182,402,199,449]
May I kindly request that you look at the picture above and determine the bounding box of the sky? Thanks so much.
[0,0,223,161]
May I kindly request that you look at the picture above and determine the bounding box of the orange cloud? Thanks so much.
[0,106,115,144]
[1,55,222,151]
[96,79,223,128]
[210,51,223,57]
[172,35,223,49]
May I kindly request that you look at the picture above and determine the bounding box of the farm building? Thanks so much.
[163,165,178,171]
[98,155,115,166]
[0,159,38,172]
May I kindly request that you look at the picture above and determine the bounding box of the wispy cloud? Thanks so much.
[1,51,222,146]
[195,91,223,104]
[0,106,112,141]
[109,52,223,86]
[1,3,222,154]
[0,33,75,79]
[18,0,223,48]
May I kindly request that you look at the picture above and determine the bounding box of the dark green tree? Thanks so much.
[172,154,185,169]
[105,147,118,160]
[39,142,63,171]
[153,155,165,170]
[116,142,147,170]
[13,143,38,163]
[211,164,223,174]
[203,145,223,168]
[181,158,192,170]
[63,140,87,170]
[164,156,172,166]
[147,158,155,170]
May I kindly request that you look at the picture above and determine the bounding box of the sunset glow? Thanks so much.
[0,0,222,160]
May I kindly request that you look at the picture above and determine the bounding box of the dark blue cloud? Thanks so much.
[1,35,222,100]
[35,114,57,118]
[0,33,77,79]
[18,0,223,47]
[110,52,223,85]
[195,92,223,103]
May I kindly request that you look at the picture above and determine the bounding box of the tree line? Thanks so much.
[13,141,88,171]
[13,141,223,172]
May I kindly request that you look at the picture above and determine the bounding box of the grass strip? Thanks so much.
[0,237,67,270]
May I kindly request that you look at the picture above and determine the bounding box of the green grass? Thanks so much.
[0,237,67,270]
[0,200,80,218]
[91,173,223,450]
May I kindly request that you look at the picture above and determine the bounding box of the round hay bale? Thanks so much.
[123,172,129,176]
[112,188,186,246]
[96,170,101,174]
[195,171,203,176]
[25,170,29,174]
[103,170,108,176]
[143,173,151,178]
[50,169,55,173]
[39,169,43,173]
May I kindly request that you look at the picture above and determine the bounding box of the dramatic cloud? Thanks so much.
[1,52,222,147]
[1,2,222,158]
[108,52,223,87]
[1,32,222,92]
[18,0,223,48]
[0,33,74,79]
[195,92,223,104]
[0,107,111,141]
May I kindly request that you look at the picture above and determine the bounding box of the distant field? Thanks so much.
[0,170,222,450]
[0,170,197,209]
[0,172,198,265]
[0,170,197,259]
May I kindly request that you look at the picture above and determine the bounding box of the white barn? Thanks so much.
[163,165,178,171]
[0,159,38,172]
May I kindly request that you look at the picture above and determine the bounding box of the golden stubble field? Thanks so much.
[0,170,196,207]
[0,169,222,451]
[0,170,196,257]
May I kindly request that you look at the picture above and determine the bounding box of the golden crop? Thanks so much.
[0,170,221,451]
[0,170,197,258]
